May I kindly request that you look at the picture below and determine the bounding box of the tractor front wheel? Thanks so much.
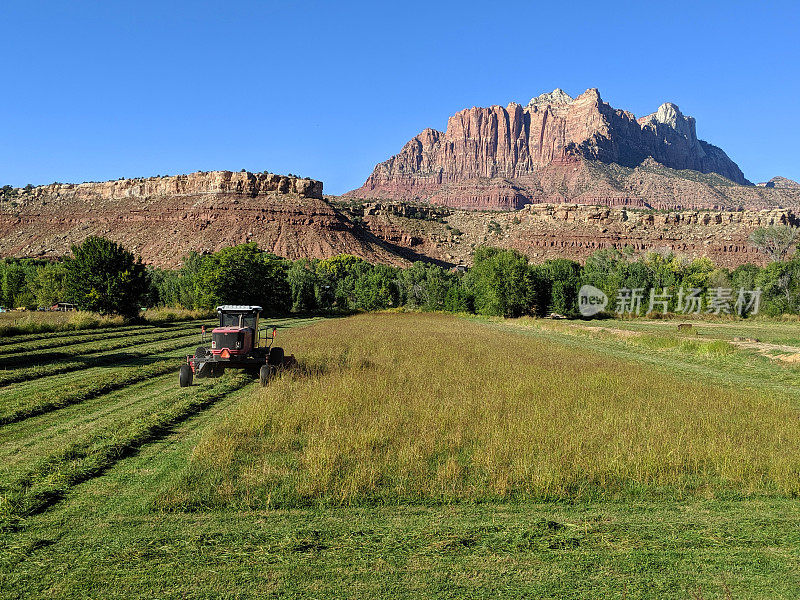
[259,364,273,387]
[268,346,285,366]
[179,364,193,387]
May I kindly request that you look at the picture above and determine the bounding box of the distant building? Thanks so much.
[51,302,77,312]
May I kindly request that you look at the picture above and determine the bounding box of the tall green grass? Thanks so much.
[161,313,800,510]
[0,311,125,337]
[0,308,213,337]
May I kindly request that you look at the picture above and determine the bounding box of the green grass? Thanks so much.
[0,333,201,387]
[569,316,800,346]
[0,374,253,527]
[0,321,161,347]
[0,355,187,425]
[2,445,799,598]
[1,313,799,598]
[0,322,208,368]
[0,308,214,338]
[158,314,800,511]
[0,320,207,356]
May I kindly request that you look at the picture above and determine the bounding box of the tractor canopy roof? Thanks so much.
[216,305,262,314]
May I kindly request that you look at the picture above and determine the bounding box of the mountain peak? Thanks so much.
[349,87,752,209]
[655,102,683,125]
[758,176,800,189]
[527,88,573,108]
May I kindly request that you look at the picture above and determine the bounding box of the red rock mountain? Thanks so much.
[0,171,413,268]
[348,88,800,211]
[0,169,794,268]
[758,176,800,189]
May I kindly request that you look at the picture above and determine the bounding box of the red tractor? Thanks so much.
[179,305,292,388]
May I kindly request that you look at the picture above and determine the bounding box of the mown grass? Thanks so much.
[0,333,202,387]
[4,498,799,599]
[160,313,800,511]
[512,317,741,357]
[0,373,253,529]
[0,320,207,357]
[0,322,151,347]
[0,355,190,425]
[0,322,206,369]
[568,316,800,347]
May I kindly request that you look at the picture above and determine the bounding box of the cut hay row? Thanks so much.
[0,321,168,346]
[0,334,201,387]
[0,357,188,426]
[0,320,210,356]
[0,374,253,527]
[0,324,207,368]
[0,373,178,479]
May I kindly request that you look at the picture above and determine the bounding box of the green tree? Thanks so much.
[64,236,148,317]
[287,258,318,312]
[466,247,533,318]
[542,258,581,316]
[730,264,760,292]
[397,262,460,311]
[352,264,400,311]
[1,261,38,308]
[194,243,290,314]
[749,225,799,262]
[755,257,800,315]
[31,262,69,308]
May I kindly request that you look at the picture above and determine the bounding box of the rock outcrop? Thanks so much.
[27,170,324,202]
[758,176,800,189]
[347,88,800,211]
[0,168,789,269]
[340,200,794,268]
[0,171,410,268]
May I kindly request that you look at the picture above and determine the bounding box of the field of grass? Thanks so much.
[162,314,800,508]
[1,313,799,598]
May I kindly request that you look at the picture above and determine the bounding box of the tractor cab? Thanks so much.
[211,305,262,357]
[181,304,292,388]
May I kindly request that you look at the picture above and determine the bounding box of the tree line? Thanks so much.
[3,228,800,319]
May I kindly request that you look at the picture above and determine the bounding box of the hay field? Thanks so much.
[165,313,800,509]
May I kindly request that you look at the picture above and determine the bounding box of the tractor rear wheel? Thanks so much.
[268,346,284,366]
[259,364,273,387]
[179,364,193,387]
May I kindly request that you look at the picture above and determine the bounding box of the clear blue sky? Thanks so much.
[1,0,798,194]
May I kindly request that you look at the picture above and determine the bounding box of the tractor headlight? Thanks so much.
[211,341,216,349]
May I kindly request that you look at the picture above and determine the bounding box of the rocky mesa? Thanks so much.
[0,168,792,269]
[348,88,800,211]
[0,171,414,268]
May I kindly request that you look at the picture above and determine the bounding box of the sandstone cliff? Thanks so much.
[758,176,800,189]
[339,200,792,269]
[348,88,800,211]
[0,171,409,268]
[0,169,790,269]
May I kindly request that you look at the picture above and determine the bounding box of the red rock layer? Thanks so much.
[0,171,406,268]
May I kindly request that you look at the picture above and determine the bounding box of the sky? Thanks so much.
[1,0,798,195]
